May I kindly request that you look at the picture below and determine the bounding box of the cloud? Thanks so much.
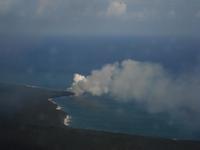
[168,10,176,18]
[36,0,49,15]
[196,10,200,18]
[35,0,69,16]
[0,0,15,14]
[0,0,200,36]
[106,0,127,17]
[70,59,200,118]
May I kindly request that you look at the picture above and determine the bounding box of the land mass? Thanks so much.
[0,83,200,150]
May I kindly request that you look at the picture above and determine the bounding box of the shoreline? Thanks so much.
[0,82,200,150]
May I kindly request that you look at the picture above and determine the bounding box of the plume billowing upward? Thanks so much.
[70,59,200,114]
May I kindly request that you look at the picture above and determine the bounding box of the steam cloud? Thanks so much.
[70,59,200,114]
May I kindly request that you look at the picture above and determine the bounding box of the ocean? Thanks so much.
[0,36,200,140]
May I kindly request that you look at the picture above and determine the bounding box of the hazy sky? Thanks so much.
[0,0,200,36]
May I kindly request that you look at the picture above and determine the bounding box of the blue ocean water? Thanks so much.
[55,95,199,140]
[0,36,200,140]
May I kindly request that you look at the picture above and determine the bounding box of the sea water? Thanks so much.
[0,36,200,140]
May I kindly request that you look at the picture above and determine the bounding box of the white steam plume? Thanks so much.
[70,59,200,114]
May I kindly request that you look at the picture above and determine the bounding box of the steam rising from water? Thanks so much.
[70,59,200,115]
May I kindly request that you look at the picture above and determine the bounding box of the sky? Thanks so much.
[0,0,200,36]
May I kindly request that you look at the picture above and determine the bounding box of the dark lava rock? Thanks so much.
[0,83,200,150]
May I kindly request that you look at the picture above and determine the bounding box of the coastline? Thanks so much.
[0,82,200,150]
